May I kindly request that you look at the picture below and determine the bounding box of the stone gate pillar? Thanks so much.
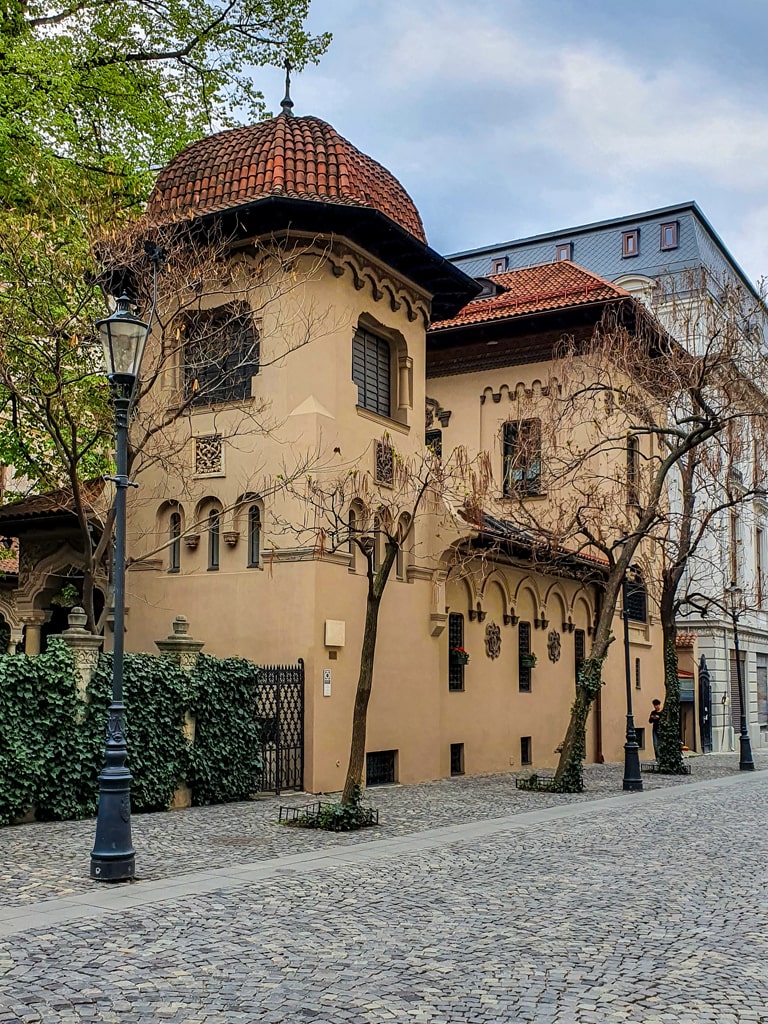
[155,616,205,810]
[50,606,103,701]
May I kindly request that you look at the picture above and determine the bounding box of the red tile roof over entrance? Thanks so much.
[431,261,629,330]
[148,114,427,243]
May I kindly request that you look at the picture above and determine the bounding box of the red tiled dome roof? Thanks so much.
[147,113,427,243]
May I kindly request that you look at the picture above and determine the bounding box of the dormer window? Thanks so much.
[492,257,508,274]
[556,243,572,261]
[660,222,679,251]
[622,230,640,258]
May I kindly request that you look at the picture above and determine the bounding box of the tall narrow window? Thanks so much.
[208,508,220,571]
[635,657,642,690]
[757,653,768,727]
[519,621,532,692]
[426,429,442,459]
[520,736,532,765]
[729,651,746,730]
[448,612,465,692]
[503,419,542,496]
[627,435,640,506]
[575,628,586,686]
[372,515,381,573]
[248,505,261,568]
[756,528,764,607]
[730,512,740,583]
[352,327,391,417]
[348,508,357,571]
[169,511,181,573]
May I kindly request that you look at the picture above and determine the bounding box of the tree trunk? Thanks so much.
[657,594,686,773]
[341,588,382,806]
[553,656,605,791]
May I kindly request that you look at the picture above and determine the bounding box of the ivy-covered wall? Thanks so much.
[0,640,262,825]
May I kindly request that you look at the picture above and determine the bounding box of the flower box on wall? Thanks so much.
[450,647,470,666]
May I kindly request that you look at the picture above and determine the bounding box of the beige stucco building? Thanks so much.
[0,107,667,792]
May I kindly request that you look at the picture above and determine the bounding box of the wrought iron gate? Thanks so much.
[255,659,304,794]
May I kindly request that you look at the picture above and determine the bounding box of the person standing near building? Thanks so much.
[649,699,662,759]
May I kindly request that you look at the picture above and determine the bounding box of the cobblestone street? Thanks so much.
[1,760,768,1022]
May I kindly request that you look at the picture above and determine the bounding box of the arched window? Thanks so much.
[248,505,261,568]
[353,326,391,417]
[184,303,259,406]
[348,507,357,572]
[208,508,220,571]
[169,511,181,573]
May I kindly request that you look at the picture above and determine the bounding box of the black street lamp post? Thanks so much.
[725,581,755,772]
[621,573,643,792]
[90,295,149,882]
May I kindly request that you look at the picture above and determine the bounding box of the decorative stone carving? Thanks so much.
[49,606,103,701]
[155,615,205,673]
[425,397,452,429]
[223,531,239,547]
[547,629,561,663]
[485,621,502,660]
[194,434,223,475]
[184,534,200,550]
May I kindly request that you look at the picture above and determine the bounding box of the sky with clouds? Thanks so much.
[267,0,768,282]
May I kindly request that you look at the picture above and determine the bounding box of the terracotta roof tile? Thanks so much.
[148,114,427,243]
[431,261,630,331]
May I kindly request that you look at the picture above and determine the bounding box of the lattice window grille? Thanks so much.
[375,440,394,485]
[195,435,223,476]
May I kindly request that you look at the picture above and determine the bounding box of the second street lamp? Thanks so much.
[90,294,149,882]
[621,571,643,792]
[724,581,755,772]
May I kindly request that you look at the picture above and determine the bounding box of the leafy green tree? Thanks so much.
[0,0,329,630]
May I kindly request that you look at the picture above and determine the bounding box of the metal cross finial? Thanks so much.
[280,59,294,116]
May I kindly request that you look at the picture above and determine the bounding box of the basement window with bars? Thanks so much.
[450,743,465,776]
[366,750,397,786]
[353,327,391,417]
[520,736,532,765]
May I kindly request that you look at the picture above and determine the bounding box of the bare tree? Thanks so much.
[280,439,492,805]
[0,221,339,631]
[492,300,767,791]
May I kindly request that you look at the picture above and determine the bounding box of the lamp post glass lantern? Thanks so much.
[90,294,148,882]
[725,581,755,772]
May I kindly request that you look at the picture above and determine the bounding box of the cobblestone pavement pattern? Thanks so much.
[1,753,765,907]
[1,767,768,1022]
